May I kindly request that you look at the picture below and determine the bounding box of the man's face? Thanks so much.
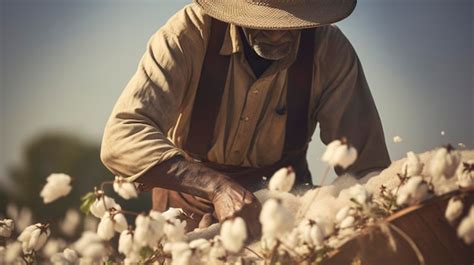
[242,28,300,60]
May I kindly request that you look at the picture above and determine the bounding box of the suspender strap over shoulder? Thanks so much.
[184,18,230,158]
[284,28,315,154]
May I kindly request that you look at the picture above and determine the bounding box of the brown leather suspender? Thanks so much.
[183,19,230,157]
[184,18,315,187]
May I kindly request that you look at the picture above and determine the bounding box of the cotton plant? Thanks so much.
[134,210,165,248]
[7,204,33,232]
[97,209,128,240]
[42,238,66,258]
[445,197,464,224]
[429,145,461,180]
[321,138,358,169]
[220,217,247,253]
[50,248,78,265]
[401,151,424,177]
[457,206,474,244]
[87,192,122,219]
[0,219,14,238]
[60,209,81,237]
[73,231,107,262]
[40,173,73,204]
[396,176,432,206]
[113,176,138,200]
[268,166,296,192]
[457,160,474,188]
[17,223,51,262]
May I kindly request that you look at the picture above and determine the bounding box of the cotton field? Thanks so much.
[1,141,473,264]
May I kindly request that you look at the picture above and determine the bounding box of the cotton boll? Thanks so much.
[40,173,73,204]
[189,238,211,253]
[322,140,342,163]
[164,218,187,242]
[51,248,78,265]
[396,176,431,206]
[4,241,22,263]
[97,213,115,240]
[445,197,463,223]
[165,242,192,265]
[162,207,185,220]
[90,195,121,219]
[332,145,358,169]
[339,216,355,229]
[73,232,105,260]
[401,152,424,177]
[429,146,461,180]
[208,238,227,264]
[298,220,324,248]
[113,213,128,233]
[393,136,403,143]
[335,206,352,223]
[457,206,474,244]
[259,199,294,239]
[457,160,474,188]
[42,238,66,258]
[269,166,296,192]
[0,219,14,238]
[322,140,358,169]
[118,230,134,256]
[18,223,50,253]
[113,176,138,200]
[220,217,247,253]
[134,214,150,247]
[60,209,81,237]
[348,184,371,206]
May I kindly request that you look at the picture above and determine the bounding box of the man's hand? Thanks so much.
[211,179,262,240]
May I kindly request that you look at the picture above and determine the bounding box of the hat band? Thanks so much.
[246,0,311,7]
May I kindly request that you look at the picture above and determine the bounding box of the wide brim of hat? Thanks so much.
[194,0,357,30]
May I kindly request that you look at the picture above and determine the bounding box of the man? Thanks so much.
[100,0,391,238]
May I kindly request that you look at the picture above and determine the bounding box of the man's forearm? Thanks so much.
[135,156,231,201]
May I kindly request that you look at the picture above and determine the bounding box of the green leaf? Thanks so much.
[80,192,96,214]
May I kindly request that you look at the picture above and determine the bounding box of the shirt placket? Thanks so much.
[229,77,271,163]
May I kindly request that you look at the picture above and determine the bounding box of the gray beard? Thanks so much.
[251,41,292,60]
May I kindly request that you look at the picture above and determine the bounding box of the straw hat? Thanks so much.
[193,0,357,30]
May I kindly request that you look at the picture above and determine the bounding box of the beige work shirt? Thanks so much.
[100,4,391,182]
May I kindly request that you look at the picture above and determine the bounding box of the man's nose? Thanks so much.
[262,30,288,42]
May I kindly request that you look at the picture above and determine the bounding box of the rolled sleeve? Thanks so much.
[316,26,391,178]
[101,6,207,181]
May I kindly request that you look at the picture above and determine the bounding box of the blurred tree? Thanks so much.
[4,132,151,226]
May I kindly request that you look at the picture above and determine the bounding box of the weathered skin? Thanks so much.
[136,156,262,239]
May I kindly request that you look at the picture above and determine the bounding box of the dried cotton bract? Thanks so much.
[457,206,474,244]
[40,173,72,204]
[0,219,14,238]
[322,139,358,169]
[113,176,138,200]
[269,166,295,192]
[457,160,474,188]
[18,223,50,253]
[445,197,463,223]
[396,176,431,206]
[429,146,461,180]
[220,217,247,253]
[401,152,424,177]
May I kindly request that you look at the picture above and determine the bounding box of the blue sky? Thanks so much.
[0,0,472,184]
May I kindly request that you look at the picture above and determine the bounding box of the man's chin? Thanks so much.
[252,43,291,60]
